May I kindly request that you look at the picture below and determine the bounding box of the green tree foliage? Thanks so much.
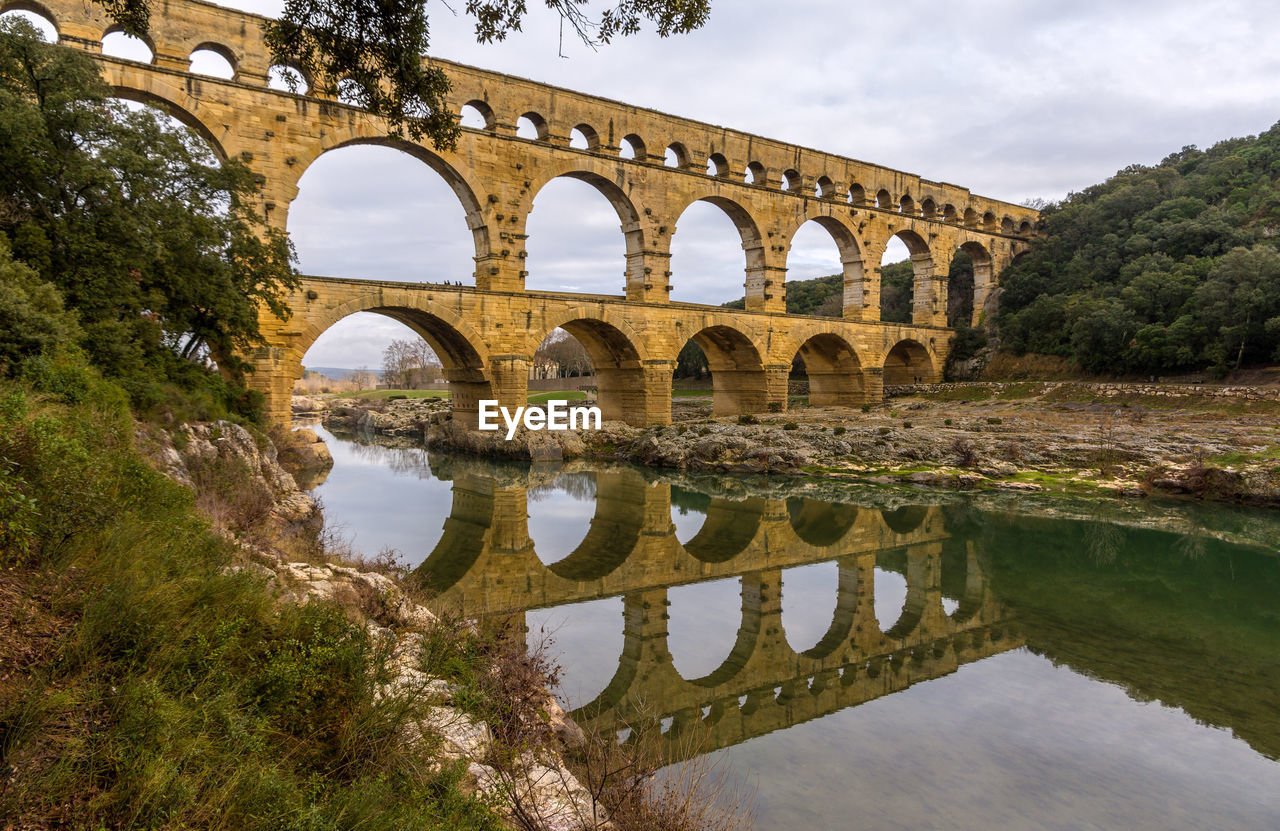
[0,20,297,414]
[998,122,1280,375]
[0,236,81,373]
[879,261,914,323]
[92,0,710,147]
[674,339,708,379]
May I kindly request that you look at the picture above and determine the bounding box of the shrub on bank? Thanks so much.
[0,370,505,830]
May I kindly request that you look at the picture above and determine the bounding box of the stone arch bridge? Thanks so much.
[24,0,1037,425]
[411,465,1021,760]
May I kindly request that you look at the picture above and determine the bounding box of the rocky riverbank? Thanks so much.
[138,419,602,829]
[308,381,1280,508]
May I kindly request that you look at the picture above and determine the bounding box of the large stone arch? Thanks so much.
[788,331,866,407]
[669,194,766,303]
[106,81,230,161]
[528,312,650,426]
[524,165,647,296]
[287,136,491,281]
[955,238,995,327]
[882,338,937,385]
[783,213,866,319]
[679,322,769,416]
[297,295,493,425]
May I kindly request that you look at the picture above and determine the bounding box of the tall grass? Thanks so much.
[0,368,505,830]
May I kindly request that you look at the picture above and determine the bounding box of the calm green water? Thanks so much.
[307,425,1280,830]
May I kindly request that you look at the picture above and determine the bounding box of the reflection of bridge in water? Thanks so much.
[414,466,1022,760]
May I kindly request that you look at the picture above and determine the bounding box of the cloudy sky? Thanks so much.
[14,0,1280,368]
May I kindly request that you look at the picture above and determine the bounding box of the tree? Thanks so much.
[93,0,711,147]
[535,329,591,377]
[0,20,297,408]
[381,337,440,388]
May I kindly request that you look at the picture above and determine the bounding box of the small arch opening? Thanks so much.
[899,194,916,215]
[569,123,599,150]
[188,44,235,79]
[0,8,57,42]
[792,333,865,407]
[459,101,494,130]
[1018,219,1033,235]
[744,161,765,185]
[268,64,309,94]
[1001,216,1015,234]
[963,207,979,228]
[847,184,866,205]
[665,142,689,169]
[982,210,997,231]
[781,169,800,192]
[101,28,153,63]
[706,152,729,177]
[943,204,959,223]
[815,176,834,199]
[920,198,937,220]
[516,112,549,141]
[619,133,645,160]
[875,189,893,209]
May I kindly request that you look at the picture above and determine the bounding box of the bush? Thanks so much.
[767,402,784,413]
[987,417,1003,425]
[860,404,872,413]
[0,370,506,830]
[783,422,799,431]
[833,426,846,436]
[902,421,913,429]
[737,414,759,425]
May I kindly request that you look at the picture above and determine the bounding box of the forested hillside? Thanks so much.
[998,121,1280,375]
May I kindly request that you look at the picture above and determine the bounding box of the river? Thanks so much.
[305,424,1280,830]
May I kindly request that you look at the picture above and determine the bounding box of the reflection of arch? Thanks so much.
[792,333,865,406]
[411,477,496,593]
[882,505,927,535]
[532,315,646,425]
[786,498,860,547]
[545,472,645,581]
[683,324,767,416]
[109,85,228,161]
[682,497,765,562]
[792,558,859,660]
[883,339,935,385]
[295,138,488,269]
[687,577,763,688]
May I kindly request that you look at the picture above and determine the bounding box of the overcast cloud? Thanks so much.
[23,0,1280,367]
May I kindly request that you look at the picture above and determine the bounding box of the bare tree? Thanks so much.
[536,329,593,378]
[382,338,441,389]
